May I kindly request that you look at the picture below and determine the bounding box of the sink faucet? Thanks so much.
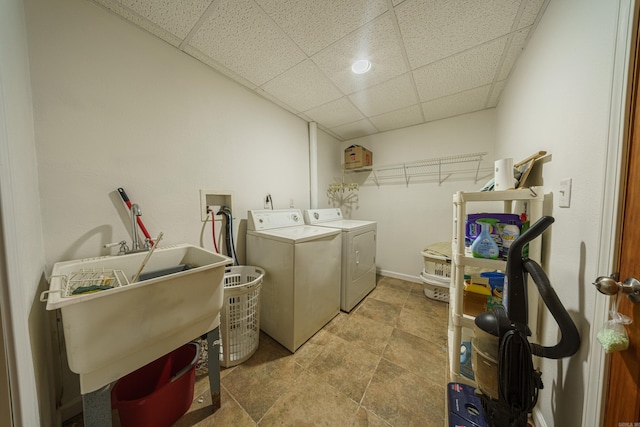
[104,203,153,255]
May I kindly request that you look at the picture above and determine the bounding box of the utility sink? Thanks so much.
[42,244,232,394]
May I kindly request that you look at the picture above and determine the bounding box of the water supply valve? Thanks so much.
[104,240,130,255]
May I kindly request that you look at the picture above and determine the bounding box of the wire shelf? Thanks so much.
[346,152,491,186]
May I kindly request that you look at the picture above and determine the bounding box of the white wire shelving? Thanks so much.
[345,152,491,186]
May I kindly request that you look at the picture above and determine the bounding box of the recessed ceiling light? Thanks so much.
[351,59,372,74]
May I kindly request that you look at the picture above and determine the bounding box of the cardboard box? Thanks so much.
[344,145,372,169]
[463,281,502,317]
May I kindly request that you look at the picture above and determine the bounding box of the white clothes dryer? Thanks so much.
[304,208,376,312]
[246,209,341,352]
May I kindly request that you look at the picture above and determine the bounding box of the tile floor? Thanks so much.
[64,275,450,427]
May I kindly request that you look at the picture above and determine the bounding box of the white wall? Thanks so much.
[24,0,332,418]
[341,110,496,280]
[495,0,626,425]
[0,0,53,425]
[26,0,313,265]
[316,126,345,208]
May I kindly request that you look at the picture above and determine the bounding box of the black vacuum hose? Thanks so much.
[505,216,556,329]
[524,259,581,359]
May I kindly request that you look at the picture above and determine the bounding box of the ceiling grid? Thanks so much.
[90,0,549,141]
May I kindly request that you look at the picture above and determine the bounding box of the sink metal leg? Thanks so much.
[82,384,112,427]
[207,326,221,412]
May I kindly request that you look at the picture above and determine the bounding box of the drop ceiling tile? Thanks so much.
[421,85,490,122]
[369,105,423,132]
[187,0,306,86]
[395,0,519,68]
[312,14,407,94]
[304,97,365,129]
[114,0,212,39]
[92,0,184,46]
[348,74,417,117]
[261,60,343,113]
[518,0,546,29]
[497,28,530,81]
[330,119,378,140]
[413,37,506,102]
[488,80,507,107]
[256,0,388,56]
[183,46,258,89]
[254,87,301,115]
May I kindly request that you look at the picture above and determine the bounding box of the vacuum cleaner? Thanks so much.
[472,216,580,426]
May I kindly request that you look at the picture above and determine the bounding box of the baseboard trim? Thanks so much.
[532,407,547,427]
[377,269,422,284]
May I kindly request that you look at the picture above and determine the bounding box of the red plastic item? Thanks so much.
[111,343,199,427]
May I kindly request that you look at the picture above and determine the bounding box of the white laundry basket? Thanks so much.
[219,266,264,368]
[420,270,450,302]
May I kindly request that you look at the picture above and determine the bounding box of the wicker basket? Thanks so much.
[219,266,264,368]
[420,269,450,302]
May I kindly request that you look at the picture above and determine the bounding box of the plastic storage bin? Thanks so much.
[220,266,264,368]
[111,342,199,427]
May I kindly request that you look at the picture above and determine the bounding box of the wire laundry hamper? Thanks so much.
[219,266,264,368]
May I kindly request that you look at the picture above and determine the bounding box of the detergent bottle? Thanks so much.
[471,218,499,259]
[500,220,520,260]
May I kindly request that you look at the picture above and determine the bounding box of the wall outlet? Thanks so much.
[200,190,233,221]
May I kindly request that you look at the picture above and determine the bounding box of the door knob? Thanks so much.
[593,275,640,303]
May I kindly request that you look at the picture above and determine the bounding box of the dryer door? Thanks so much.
[342,229,377,312]
[351,230,376,280]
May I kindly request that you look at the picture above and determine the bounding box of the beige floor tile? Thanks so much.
[382,328,448,385]
[258,370,359,426]
[351,406,393,427]
[175,386,255,427]
[362,359,445,427]
[377,276,412,292]
[367,284,410,307]
[307,334,380,403]
[352,297,402,327]
[289,328,333,368]
[404,288,449,318]
[322,311,350,334]
[396,305,448,345]
[335,312,394,356]
[221,340,303,422]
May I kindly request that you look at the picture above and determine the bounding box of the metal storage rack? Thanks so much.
[448,187,544,386]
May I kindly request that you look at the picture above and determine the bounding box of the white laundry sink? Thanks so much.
[42,244,232,394]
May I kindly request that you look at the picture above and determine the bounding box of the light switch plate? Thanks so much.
[559,178,572,208]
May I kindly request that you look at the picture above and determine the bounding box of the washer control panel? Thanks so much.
[303,208,343,224]
[248,209,304,231]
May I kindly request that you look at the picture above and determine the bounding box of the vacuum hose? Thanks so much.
[525,258,581,359]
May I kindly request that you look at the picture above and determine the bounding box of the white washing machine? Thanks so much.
[304,208,376,312]
[246,209,342,352]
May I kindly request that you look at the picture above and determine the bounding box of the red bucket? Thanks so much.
[111,342,199,427]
